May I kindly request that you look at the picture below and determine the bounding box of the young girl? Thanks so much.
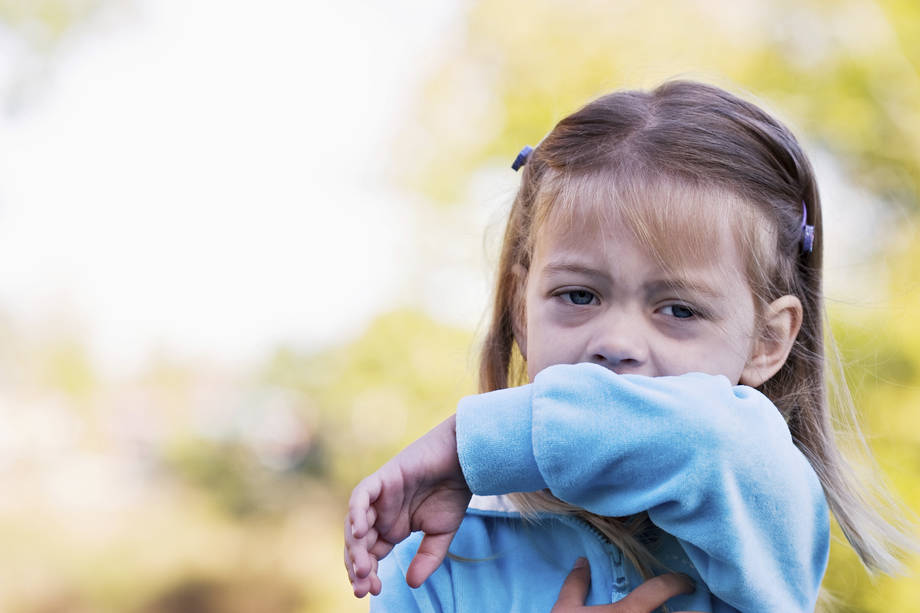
[344,81,914,612]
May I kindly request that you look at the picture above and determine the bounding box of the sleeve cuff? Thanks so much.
[456,384,547,495]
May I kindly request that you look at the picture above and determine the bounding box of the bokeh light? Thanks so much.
[0,1,917,611]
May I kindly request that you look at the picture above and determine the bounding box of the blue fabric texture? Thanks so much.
[371,363,830,613]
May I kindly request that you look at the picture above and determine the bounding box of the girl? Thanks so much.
[344,81,914,612]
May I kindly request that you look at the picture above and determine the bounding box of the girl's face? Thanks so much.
[521,207,760,384]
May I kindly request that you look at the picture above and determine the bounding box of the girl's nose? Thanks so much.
[586,311,649,373]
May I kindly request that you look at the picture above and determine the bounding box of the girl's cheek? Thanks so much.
[533,325,583,366]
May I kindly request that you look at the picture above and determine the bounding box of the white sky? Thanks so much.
[0,0,464,374]
[0,0,898,377]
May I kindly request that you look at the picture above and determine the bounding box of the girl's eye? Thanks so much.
[562,290,597,305]
[662,304,695,319]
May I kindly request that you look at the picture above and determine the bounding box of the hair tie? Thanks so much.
[511,145,533,171]
[800,201,815,254]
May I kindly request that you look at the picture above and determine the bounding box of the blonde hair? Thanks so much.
[480,80,916,580]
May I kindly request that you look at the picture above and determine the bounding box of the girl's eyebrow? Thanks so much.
[539,261,609,281]
[645,278,724,300]
[541,261,600,274]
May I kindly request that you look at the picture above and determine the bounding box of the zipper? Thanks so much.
[609,545,629,595]
[555,515,631,602]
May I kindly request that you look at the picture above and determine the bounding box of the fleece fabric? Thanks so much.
[370,362,830,613]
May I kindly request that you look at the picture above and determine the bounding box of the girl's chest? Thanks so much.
[448,513,728,612]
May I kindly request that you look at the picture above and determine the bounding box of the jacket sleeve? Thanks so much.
[456,362,830,613]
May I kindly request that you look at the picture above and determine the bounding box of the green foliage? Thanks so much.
[398,0,920,209]
[37,335,97,401]
[260,309,477,491]
[164,439,265,519]
[136,574,303,613]
[163,433,330,519]
[819,230,920,611]
[0,0,111,48]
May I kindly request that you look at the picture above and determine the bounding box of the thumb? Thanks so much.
[552,557,591,611]
[406,532,456,588]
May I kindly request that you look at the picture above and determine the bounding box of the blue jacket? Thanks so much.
[371,363,830,612]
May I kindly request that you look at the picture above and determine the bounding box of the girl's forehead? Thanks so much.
[533,174,755,275]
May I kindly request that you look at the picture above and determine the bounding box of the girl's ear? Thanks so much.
[511,263,529,359]
[740,295,803,387]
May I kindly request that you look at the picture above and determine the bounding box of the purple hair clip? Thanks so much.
[511,145,533,171]
[800,201,815,254]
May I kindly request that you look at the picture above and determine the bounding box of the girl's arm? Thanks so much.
[346,362,829,611]
[457,362,829,613]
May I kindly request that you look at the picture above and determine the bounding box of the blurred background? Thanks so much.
[0,0,918,611]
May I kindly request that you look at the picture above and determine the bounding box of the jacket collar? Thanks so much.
[466,494,521,517]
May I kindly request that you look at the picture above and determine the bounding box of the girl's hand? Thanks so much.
[344,414,472,598]
[551,558,702,613]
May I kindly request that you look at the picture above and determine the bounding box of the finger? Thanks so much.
[405,532,456,588]
[344,545,357,585]
[344,513,368,576]
[350,505,378,540]
[344,513,360,550]
[351,561,380,599]
[552,557,590,611]
[364,504,377,535]
[355,557,381,598]
[345,509,382,577]
[368,557,382,596]
[349,475,383,539]
[348,487,367,538]
[352,528,379,579]
[345,545,374,599]
[352,573,374,598]
[370,536,394,560]
[607,573,694,613]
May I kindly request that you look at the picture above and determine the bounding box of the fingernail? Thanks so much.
[574,556,587,568]
[351,523,358,537]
